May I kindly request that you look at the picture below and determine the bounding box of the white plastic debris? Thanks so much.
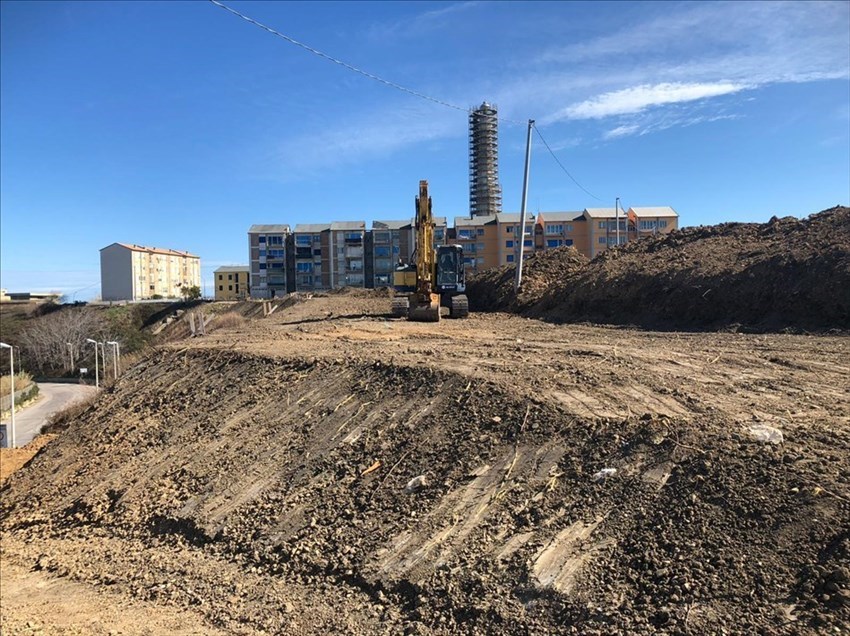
[592,468,617,482]
[405,475,427,493]
[749,424,784,444]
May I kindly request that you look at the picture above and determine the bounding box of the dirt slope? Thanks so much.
[2,295,848,635]
[468,206,850,331]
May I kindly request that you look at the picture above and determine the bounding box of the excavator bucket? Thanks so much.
[407,293,441,322]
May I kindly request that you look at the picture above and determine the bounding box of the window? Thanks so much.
[268,249,284,259]
[392,246,400,254]
[375,245,391,257]
[228,285,233,291]
[218,285,223,291]
[477,228,484,236]
[546,239,562,248]
[458,229,474,240]
[259,250,266,258]
[506,254,514,263]
[296,262,313,272]
[598,237,606,244]
[349,259,363,271]
[659,220,668,228]
[374,231,390,243]
[545,224,563,235]
[524,240,532,247]
[344,232,362,241]
[313,234,321,242]
[467,243,476,253]
[268,235,283,246]
[270,262,284,268]
[434,229,445,241]
[217,274,223,281]
[375,258,392,271]
[476,243,485,252]
[375,274,390,285]
[296,235,311,246]
[506,227,513,234]
[258,236,266,243]
[228,274,232,280]
[505,240,514,248]
[566,224,573,233]
[463,257,473,265]
[599,221,606,229]
[259,263,267,269]
[313,248,322,256]
[476,257,485,265]
[565,239,574,246]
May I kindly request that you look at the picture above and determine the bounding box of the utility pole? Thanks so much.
[0,343,15,448]
[67,342,74,374]
[86,339,99,388]
[514,119,535,292]
[615,197,620,247]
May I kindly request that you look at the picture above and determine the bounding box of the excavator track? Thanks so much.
[391,296,409,318]
[448,294,469,319]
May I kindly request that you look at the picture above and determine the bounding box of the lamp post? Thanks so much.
[98,342,107,381]
[106,341,120,379]
[0,342,16,448]
[67,342,74,374]
[86,338,99,388]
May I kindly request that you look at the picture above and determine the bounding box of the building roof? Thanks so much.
[454,214,497,227]
[537,211,584,222]
[373,219,411,230]
[495,213,536,224]
[294,223,331,233]
[248,224,291,233]
[103,243,199,258]
[214,265,249,273]
[330,221,366,231]
[628,206,679,218]
[583,208,623,219]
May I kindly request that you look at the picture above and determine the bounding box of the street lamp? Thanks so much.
[106,341,120,379]
[0,342,16,448]
[67,342,74,374]
[98,342,107,381]
[86,338,100,388]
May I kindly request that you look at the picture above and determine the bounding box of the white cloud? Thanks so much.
[552,82,750,121]
[603,125,640,139]
[368,2,480,39]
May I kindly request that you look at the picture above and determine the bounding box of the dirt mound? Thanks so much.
[469,207,850,331]
[466,247,588,312]
[2,346,848,634]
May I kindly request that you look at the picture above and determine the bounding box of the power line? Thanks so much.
[534,125,604,202]
[209,0,523,125]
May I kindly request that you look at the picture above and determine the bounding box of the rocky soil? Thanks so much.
[1,291,848,635]
[468,206,850,332]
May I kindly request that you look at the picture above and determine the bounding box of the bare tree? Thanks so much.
[20,308,107,374]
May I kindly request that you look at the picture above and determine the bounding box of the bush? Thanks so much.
[210,312,246,331]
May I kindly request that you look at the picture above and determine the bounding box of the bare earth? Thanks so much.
[1,292,848,635]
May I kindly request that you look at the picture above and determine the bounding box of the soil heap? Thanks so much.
[468,206,850,331]
[2,317,848,634]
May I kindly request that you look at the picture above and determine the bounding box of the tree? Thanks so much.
[182,285,201,301]
[19,307,107,374]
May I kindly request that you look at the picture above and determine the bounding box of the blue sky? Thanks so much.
[1,0,848,298]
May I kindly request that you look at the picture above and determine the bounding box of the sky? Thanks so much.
[1,0,848,299]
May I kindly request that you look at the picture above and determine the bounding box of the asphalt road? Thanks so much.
[1,383,98,447]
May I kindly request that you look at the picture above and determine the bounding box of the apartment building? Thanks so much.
[248,225,291,299]
[214,266,250,300]
[628,207,679,237]
[100,243,200,301]
[494,213,537,266]
[293,223,331,291]
[330,221,366,288]
[536,211,588,256]
[243,205,677,295]
[450,214,500,274]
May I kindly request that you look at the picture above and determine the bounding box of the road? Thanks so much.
[1,382,98,447]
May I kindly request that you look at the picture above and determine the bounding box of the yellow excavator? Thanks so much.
[392,180,469,322]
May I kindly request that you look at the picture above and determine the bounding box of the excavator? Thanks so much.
[392,180,469,322]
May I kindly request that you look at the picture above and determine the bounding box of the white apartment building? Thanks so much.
[100,242,200,301]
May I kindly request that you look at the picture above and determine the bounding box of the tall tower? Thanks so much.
[469,102,502,217]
